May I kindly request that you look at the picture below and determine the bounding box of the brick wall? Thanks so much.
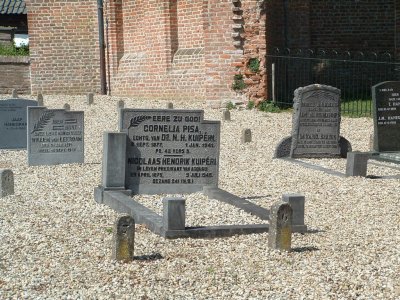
[0,56,31,94]
[26,0,100,95]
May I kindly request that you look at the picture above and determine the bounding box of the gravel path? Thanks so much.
[0,95,399,299]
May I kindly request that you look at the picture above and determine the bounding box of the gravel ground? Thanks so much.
[0,94,399,299]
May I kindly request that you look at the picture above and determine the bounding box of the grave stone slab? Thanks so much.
[0,98,38,149]
[27,107,84,166]
[119,109,220,194]
[372,81,400,152]
[0,169,14,197]
[275,84,351,158]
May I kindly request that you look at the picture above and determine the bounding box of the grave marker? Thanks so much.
[372,81,400,152]
[119,109,220,194]
[0,169,14,197]
[0,98,38,149]
[27,107,84,166]
[275,84,351,158]
[268,201,292,252]
[112,215,135,262]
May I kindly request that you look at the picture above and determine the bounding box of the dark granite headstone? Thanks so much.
[372,81,400,152]
[27,107,84,166]
[275,84,351,158]
[119,109,220,194]
[0,98,38,149]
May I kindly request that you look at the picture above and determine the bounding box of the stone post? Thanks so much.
[282,194,305,228]
[346,151,369,177]
[268,201,293,251]
[166,102,173,109]
[37,94,44,106]
[222,110,231,121]
[102,132,127,189]
[0,169,14,197]
[112,215,135,261]
[63,103,70,111]
[117,100,125,109]
[241,128,252,143]
[163,197,186,231]
[11,89,18,98]
[87,93,94,105]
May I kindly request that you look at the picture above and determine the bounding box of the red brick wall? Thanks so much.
[26,0,100,94]
[0,56,31,94]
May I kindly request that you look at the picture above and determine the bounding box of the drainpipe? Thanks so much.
[97,0,107,95]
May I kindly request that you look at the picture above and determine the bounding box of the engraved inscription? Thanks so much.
[120,109,220,194]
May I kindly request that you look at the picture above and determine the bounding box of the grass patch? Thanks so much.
[0,43,29,56]
[341,99,372,117]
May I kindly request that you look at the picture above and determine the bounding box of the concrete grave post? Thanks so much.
[346,151,369,177]
[282,194,305,228]
[241,128,252,143]
[112,215,135,262]
[166,102,173,109]
[163,197,186,231]
[11,89,18,98]
[268,201,293,251]
[102,132,127,189]
[0,169,14,197]
[223,110,231,121]
[63,103,70,111]
[87,93,94,105]
[37,94,44,106]
[117,100,125,109]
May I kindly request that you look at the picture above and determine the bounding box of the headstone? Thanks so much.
[27,107,84,166]
[117,100,125,109]
[37,94,44,106]
[166,102,173,109]
[0,98,38,149]
[372,81,400,152]
[222,110,231,121]
[241,128,252,143]
[87,93,94,105]
[119,109,220,194]
[63,103,70,111]
[0,169,14,197]
[11,89,18,98]
[112,215,135,262]
[163,197,186,231]
[268,201,292,251]
[346,151,369,177]
[275,84,351,158]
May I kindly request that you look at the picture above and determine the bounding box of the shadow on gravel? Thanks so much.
[291,246,319,253]
[134,253,164,261]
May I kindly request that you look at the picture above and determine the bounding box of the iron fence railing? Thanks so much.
[266,48,400,116]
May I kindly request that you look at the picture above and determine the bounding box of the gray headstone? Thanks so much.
[282,194,305,227]
[117,100,125,109]
[268,201,292,252]
[222,110,231,121]
[11,89,18,98]
[290,84,347,158]
[166,102,173,109]
[241,128,252,143]
[87,93,94,105]
[27,107,84,166]
[63,103,70,111]
[163,197,186,231]
[37,94,44,106]
[119,109,220,194]
[372,81,400,152]
[112,215,135,262]
[0,169,14,197]
[0,98,38,149]
[102,132,127,189]
[346,151,369,177]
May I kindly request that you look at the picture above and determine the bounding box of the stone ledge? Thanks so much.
[0,55,30,64]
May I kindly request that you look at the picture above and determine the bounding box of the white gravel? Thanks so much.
[0,94,399,299]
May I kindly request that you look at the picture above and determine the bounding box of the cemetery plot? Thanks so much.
[0,98,38,149]
[27,107,84,166]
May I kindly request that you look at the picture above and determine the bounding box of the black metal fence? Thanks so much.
[266,48,400,116]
